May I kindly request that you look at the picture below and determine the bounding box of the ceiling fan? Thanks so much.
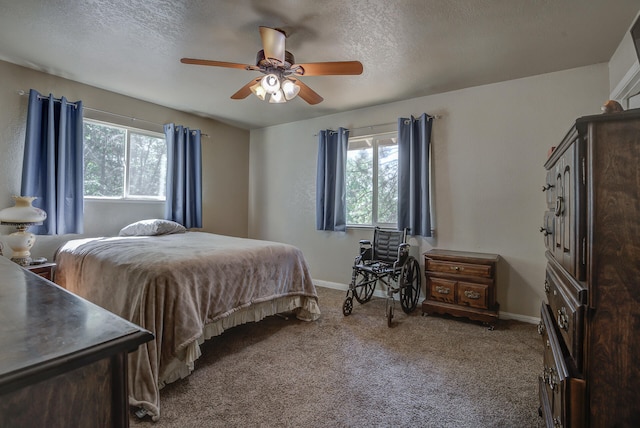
[180,26,363,105]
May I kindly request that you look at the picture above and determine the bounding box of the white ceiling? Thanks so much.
[0,0,638,130]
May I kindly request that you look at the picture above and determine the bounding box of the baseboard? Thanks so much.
[497,311,540,325]
[314,279,388,299]
[313,279,541,325]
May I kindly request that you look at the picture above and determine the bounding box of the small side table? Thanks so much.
[422,249,500,329]
[24,262,56,281]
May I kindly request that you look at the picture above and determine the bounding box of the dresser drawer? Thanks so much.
[457,282,488,309]
[538,376,554,428]
[544,255,587,372]
[539,303,585,428]
[428,277,456,304]
[425,259,492,278]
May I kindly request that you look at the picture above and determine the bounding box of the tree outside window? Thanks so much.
[346,133,398,227]
[83,120,166,200]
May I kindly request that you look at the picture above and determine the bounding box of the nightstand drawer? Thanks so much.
[457,282,488,309]
[428,277,456,304]
[426,259,492,278]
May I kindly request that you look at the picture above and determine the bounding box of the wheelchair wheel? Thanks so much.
[399,256,421,314]
[342,296,353,316]
[352,270,376,304]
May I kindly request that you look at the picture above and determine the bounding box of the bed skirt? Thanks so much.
[130,294,320,420]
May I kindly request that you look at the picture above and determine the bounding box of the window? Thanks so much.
[346,132,398,227]
[83,120,167,200]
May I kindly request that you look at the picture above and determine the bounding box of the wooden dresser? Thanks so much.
[422,249,500,329]
[0,256,153,427]
[538,109,640,427]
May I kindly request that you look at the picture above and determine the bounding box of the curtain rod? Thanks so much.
[313,114,441,137]
[349,114,442,133]
[17,90,209,138]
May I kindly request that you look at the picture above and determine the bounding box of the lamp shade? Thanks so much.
[250,82,267,101]
[282,79,300,100]
[269,89,286,104]
[0,196,47,225]
[0,196,47,266]
[261,74,280,93]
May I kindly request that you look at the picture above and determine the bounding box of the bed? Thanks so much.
[54,222,320,421]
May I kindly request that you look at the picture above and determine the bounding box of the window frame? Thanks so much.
[346,131,398,229]
[83,118,167,201]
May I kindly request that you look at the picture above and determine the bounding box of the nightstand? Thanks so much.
[24,262,56,281]
[422,249,500,329]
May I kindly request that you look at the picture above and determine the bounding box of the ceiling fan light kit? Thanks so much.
[180,26,363,105]
[254,73,301,103]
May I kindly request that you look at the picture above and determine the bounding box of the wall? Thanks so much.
[0,60,250,260]
[249,64,609,321]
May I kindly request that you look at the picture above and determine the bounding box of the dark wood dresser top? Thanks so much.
[424,249,500,263]
[0,256,152,394]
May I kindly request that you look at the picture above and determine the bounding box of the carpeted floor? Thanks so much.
[130,286,544,427]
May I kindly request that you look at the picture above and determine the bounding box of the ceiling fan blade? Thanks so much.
[291,78,323,105]
[295,61,363,76]
[230,78,262,100]
[181,58,255,70]
[259,26,285,64]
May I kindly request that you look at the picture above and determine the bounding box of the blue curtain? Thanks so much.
[316,128,349,231]
[21,89,84,235]
[397,113,433,237]
[164,123,202,228]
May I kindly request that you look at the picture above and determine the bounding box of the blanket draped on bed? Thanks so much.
[54,232,321,421]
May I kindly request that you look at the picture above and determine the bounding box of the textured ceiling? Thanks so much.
[0,0,638,129]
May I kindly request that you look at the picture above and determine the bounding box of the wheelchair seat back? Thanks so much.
[372,228,407,264]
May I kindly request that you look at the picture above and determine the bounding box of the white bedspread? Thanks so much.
[54,232,320,420]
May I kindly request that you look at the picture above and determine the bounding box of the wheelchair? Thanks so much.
[342,228,421,327]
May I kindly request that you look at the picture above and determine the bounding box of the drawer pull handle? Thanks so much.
[543,366,558,390]
[435,286,450,294]
[450,265,464,272]
[464,290,481,300]
[557,307,569,331]
[542,366,551,386]
[555,196,564,217]
[539,226,551,236]
[544,280,550,294]
[537,321,545,336]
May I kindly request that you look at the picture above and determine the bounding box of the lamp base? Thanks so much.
[11,255,33,266]
[6,228,37,266]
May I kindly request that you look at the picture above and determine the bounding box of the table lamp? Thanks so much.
[0,196,47,265]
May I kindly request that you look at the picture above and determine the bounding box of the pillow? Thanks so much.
[118,219,186,236]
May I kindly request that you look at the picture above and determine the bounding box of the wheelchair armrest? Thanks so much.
[395,243,410,265]
[398,243,410,256]
[359,240,372,256]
